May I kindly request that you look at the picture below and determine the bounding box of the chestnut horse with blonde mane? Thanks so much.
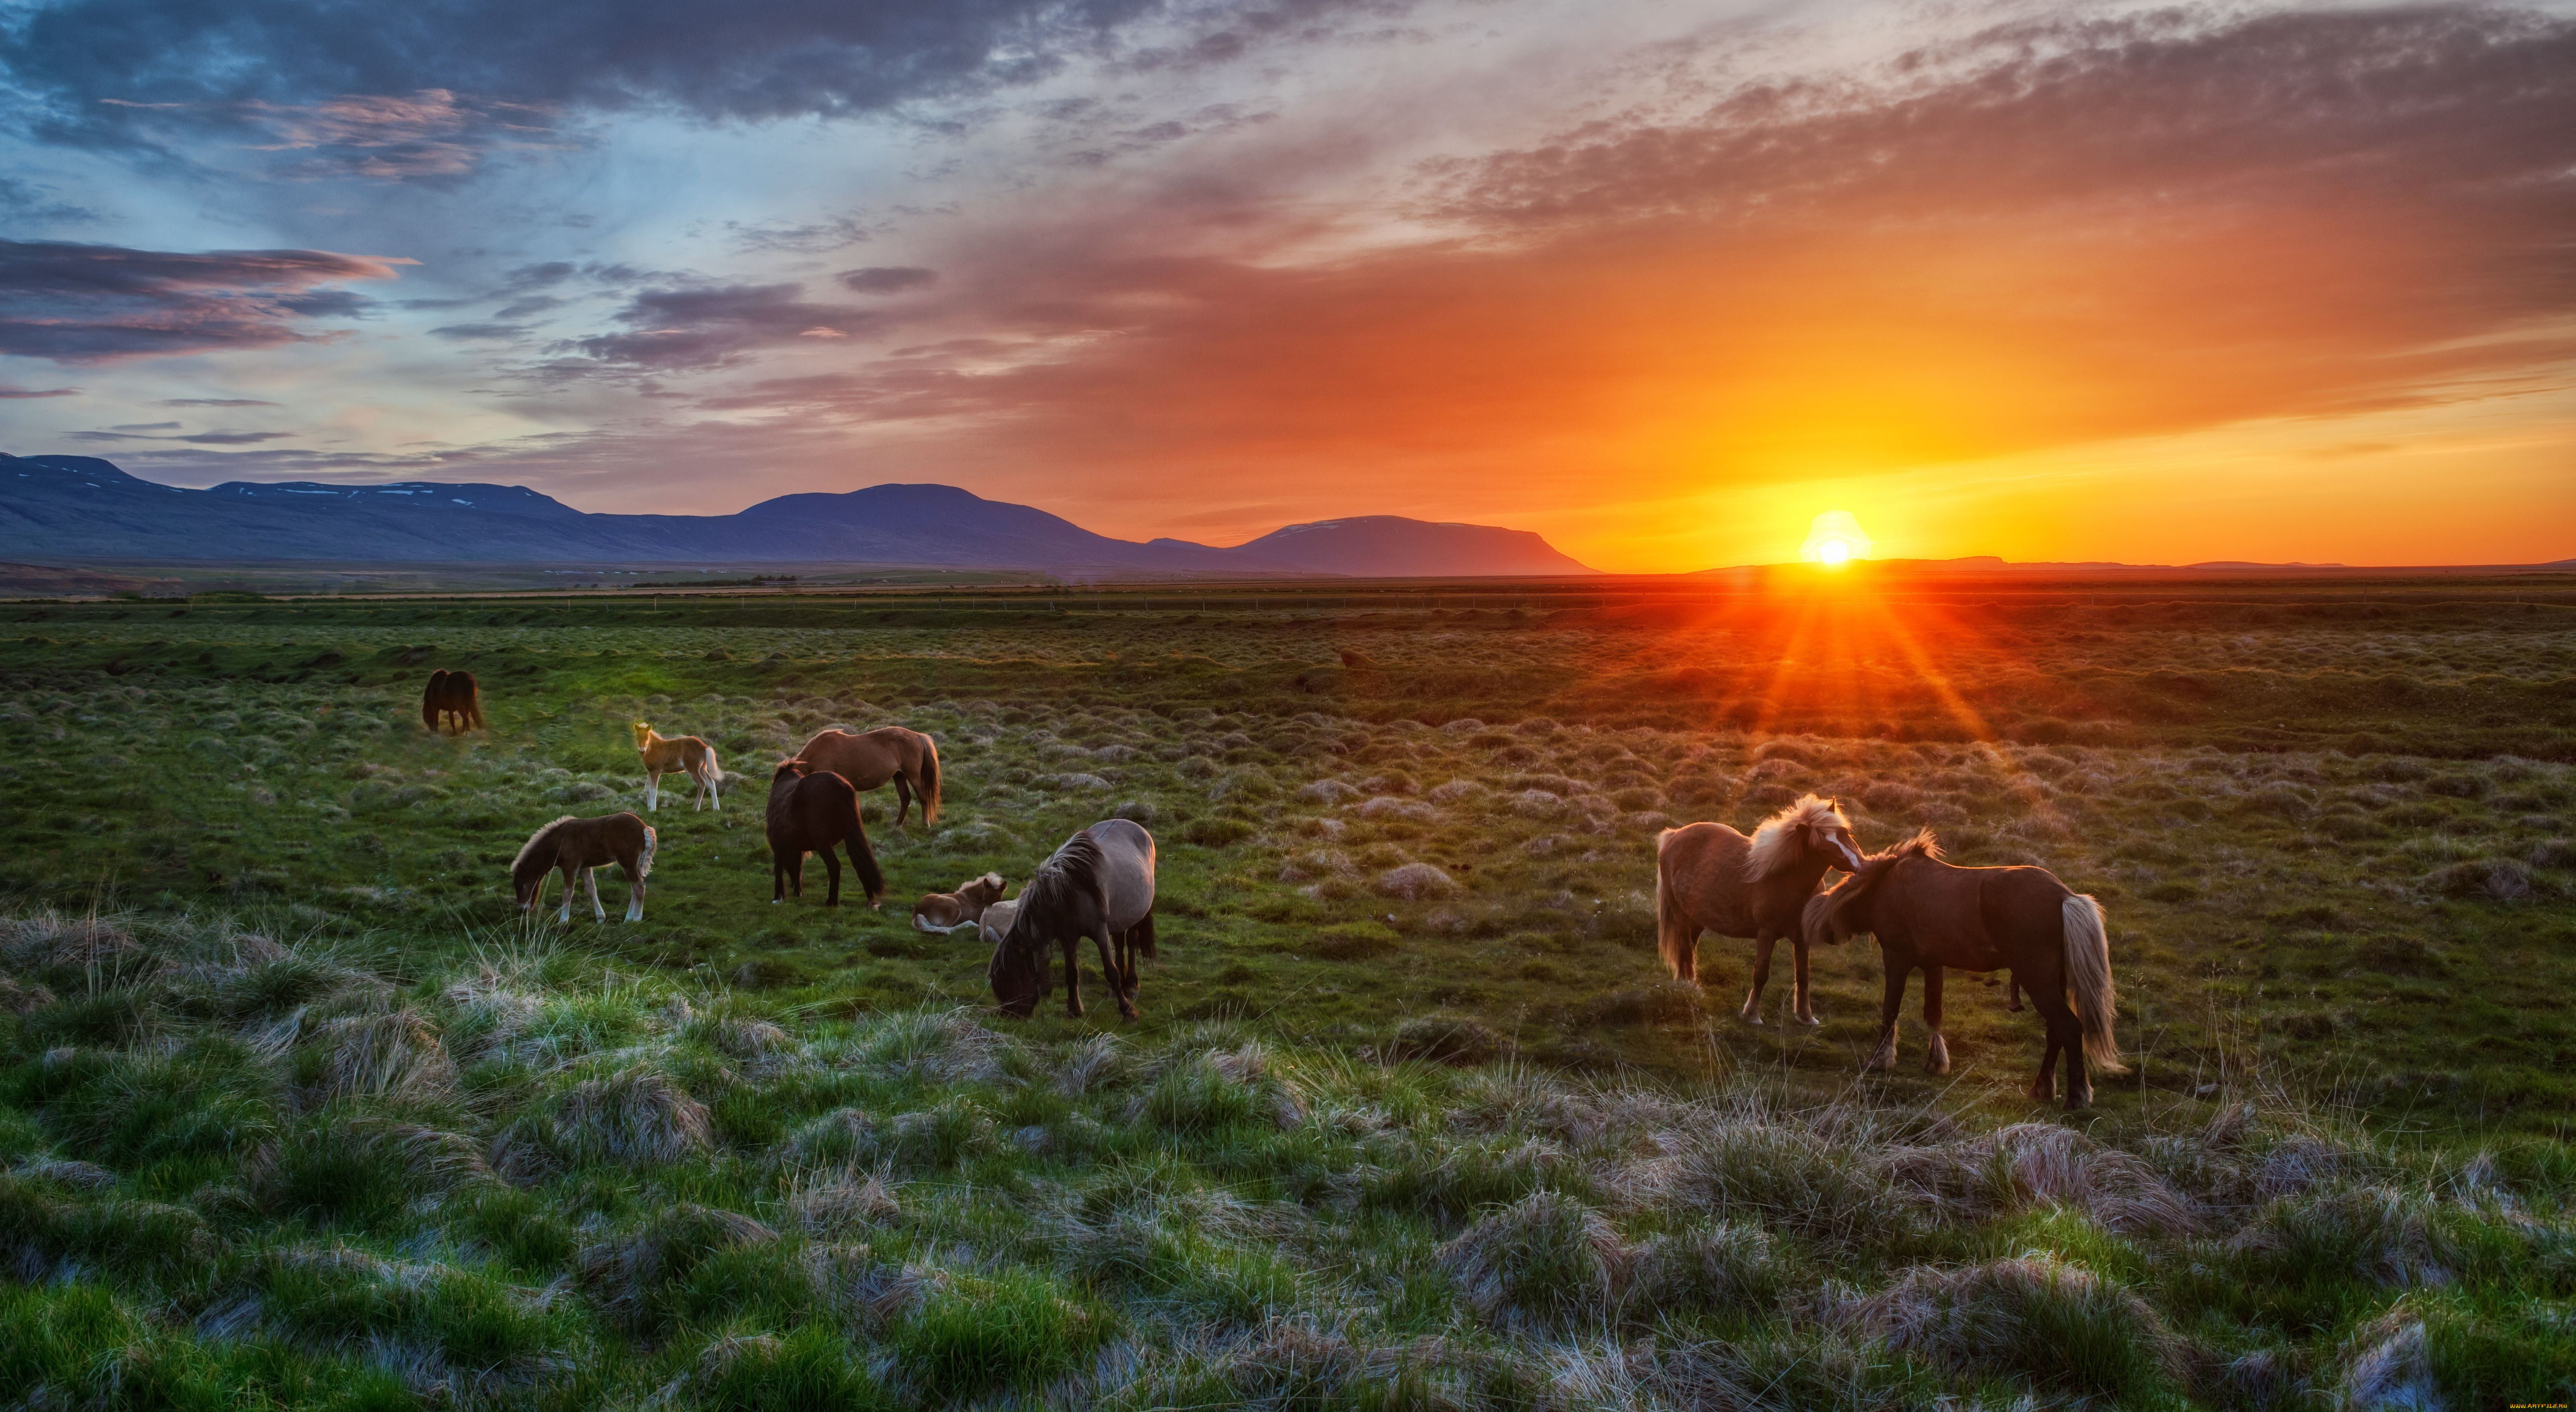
[512,813,654,922]
[1655,794,1866,1025]
[632,722,722,813]
[1803,830,2123,1110]
[790,726,941,827]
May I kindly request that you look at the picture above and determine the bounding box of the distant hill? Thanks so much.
[0,455,1598,577]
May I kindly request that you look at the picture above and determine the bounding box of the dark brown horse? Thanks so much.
[766,762,885,908]
[421,669,484,734]
[789,727,940,827]
[512,813,654,922]
[1803,830,2125,1109]
[1655,794,1866,1024]
[990,818,1157,1021]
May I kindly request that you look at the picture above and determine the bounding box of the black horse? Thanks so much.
[765,762,885,908]
[420,669,484,734]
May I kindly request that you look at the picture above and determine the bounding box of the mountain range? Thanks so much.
[0,455,1597,578]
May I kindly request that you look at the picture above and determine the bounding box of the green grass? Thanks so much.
[0,579,2569,1407]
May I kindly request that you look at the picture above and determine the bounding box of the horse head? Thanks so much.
[1809,797,1867,873]
[632,721,653,747]
[988,915,1045,1018]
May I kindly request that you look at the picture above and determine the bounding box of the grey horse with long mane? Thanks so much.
[1655,794,1867,1024]
[989,819,1157,1020]
[1804,829,2124,1109]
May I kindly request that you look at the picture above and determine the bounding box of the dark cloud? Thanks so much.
[430,321,535,341]
[2,0,1167,144]
[557,281,876,372]
[492,294,565,319]
[0,238,409,362]
[838,265,938,294]
[110,421,180,431]
[0,383,80,398]
[73,426,294,444]
[161,397,280,406]
[501,262,575,290]
[0,175,97,226]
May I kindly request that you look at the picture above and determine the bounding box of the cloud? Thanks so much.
[110,421,181,431]
[679,5,2576,508]
[73,426,294,444]
[0,383,80,398]
[161,398,280,407]
[556,280,876,372]
[430,321,535,341]
[0,175,97,226]
[0,238,411,362]
[839,266,937,294]
[1,0,1181,141]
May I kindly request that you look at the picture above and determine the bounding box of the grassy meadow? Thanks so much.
[0,575,2570,1408]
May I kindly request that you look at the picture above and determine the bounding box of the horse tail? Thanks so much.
[2062,893,2125,1074]
[699,741,722,795]
[1654,829,1696,982]
[844,799,885,903]
[915,733,940,825]
[636,822,657,880]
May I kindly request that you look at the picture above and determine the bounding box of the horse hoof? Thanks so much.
[1796,1013,1821,1027]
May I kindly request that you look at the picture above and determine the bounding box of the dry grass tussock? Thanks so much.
[1878,1121,2201,1236]
[1436,1190,1629,1330]
[312,1008,458,1103]
[1830,1254,2184,1399]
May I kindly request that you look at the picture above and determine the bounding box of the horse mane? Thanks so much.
[1743,793,1849,881]
[511,815,577,880]
[1804,827,1940,941]
[1006,832,1109,955]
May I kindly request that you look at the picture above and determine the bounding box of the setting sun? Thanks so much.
[1800,510,1875,566]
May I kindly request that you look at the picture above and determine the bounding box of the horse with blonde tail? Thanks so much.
[1804,830,2125,1110]
[633,722,722,813]
[790,726,940,827]
[1654,794,1866,1024]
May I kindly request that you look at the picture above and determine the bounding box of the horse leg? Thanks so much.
[645,769,658,811]
[821,844,843,907]
[2029,984,2093,1110]
[1866,951,1908,1071]
[556,864,576,923]
[1741,931,1778,1024]
[585,867,606,922]
[892,773,914,828]
[624,861,646,922]
[1062,936,1085,1018]
[2006,975,2023,1011]
[1922,966,1950,1074]
[1094,933,1134,1020]
[773,849,788,903]
[2018,968,2061,1102]
[1792,934,1820,1026]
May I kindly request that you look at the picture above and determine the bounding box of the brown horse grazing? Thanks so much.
[789,727,941,827]
[1803,830,2125,1110]
[1655,794,1867,1025]
[990,819,1156,1021]
[914,871,1007,933]
[421,670,484,734]
[512,813,654,922]
[766,762,886,908]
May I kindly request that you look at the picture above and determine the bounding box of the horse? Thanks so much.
[421,669,484,734]
[632,722,722,813]
[989,819,1156,1021]
[512,813,654,922]
[1803,830,2125,1110]
[914,872,1007,934]
[977,896,1020,950]
[789,727,941,827]
[766,761,885,908]
[1655,794,1867,1025]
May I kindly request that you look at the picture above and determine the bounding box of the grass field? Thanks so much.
[0,574,2570,1408]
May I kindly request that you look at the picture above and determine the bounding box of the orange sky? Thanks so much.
[6,3,2573,569]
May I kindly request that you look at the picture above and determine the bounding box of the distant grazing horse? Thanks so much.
[421,670,484,734]
[990,819,1156,1021]
[790,727,941,827]
[513,813,654,922]
[766,762,885,908]
[632,722,722,813]
[914,872,1007,934]
[1656,794,1867,1025]
[1804,830,2124,1109]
